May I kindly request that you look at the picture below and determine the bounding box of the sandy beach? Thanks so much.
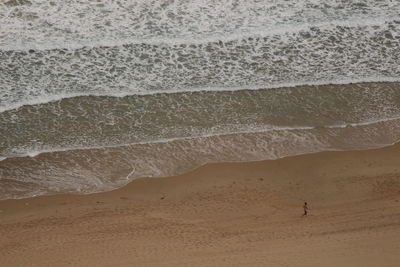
[1,144,400,267]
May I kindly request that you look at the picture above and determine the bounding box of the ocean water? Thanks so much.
[1,0,400,200]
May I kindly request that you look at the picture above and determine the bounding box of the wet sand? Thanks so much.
[1,143,400,266]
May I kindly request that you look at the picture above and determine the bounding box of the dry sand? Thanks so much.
[1,144,400,266]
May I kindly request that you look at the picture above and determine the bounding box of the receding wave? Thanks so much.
[2,114,400,161]
[1,116,400,200]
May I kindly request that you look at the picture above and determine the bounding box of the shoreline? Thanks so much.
[1,143,400,266]
[2,115,400,200]
[1,139,399,202]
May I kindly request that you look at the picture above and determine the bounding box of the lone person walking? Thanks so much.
[303,202,309,216]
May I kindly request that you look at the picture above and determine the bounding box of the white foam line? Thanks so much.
[0,91,133,113]
[0,16,397,52]
[1,77,399,114]
[125,166,136,181]
[326,116,400,129]
[2,115,400,162]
